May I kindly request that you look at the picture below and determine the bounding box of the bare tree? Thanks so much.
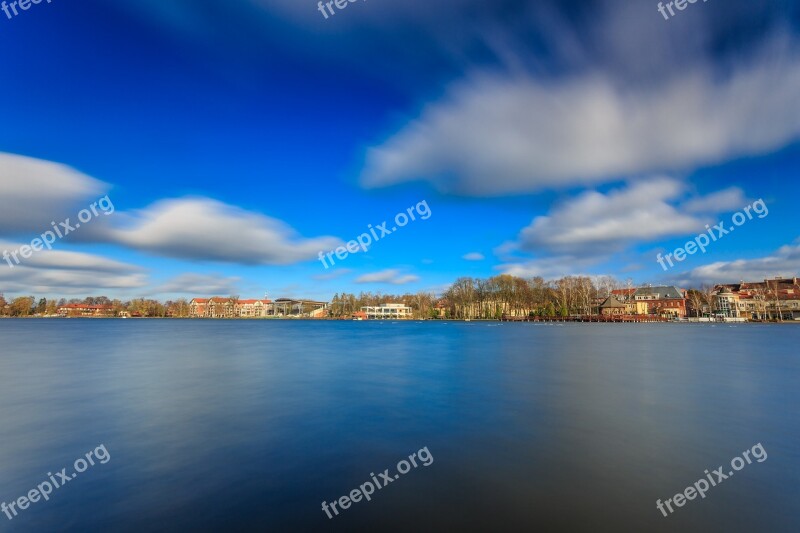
[686,290,705,318]
[701,285,717,317]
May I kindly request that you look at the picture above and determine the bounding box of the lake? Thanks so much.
[0,320,798,531]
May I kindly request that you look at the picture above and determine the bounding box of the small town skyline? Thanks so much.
[2,273,798,322]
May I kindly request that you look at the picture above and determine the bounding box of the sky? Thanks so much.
[0,0,799,301]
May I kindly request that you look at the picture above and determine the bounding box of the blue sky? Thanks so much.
[1,0,799,300]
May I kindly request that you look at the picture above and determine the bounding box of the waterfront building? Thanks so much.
[632,286,687,318]
[609,289,637,313]
[206,297,237,318]
[189,297,237,318]
[599,296,628,316]
[361,303,413,320]
[715,277,800,320]
[190,297,326,318]
[238,299,273,317]
[272,298,328,317]
[57,303,114,317]
[714,287,741,318]
[189,298,209,317]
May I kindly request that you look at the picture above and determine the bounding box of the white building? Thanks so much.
[238,299,273,317]
[361,303,413,320]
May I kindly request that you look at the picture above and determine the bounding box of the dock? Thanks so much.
[501,314,672,323]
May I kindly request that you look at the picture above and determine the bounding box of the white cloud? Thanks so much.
[498,255,602,280]
[0,155,348,267]
[361,46,800,195]
[681,187,748,214]
[0,153,107,235]
[154,273,242,295]
[518,179,708,255]
[355,269,419,285]
[0,242,147,295]
[462,252,485,261]
[677,242,800,285]
[102,198,343,265]
[501,180,756,278]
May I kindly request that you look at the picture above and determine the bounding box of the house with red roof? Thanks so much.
[57,303,114,317]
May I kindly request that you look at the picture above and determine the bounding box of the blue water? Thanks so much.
[0,320,798,532]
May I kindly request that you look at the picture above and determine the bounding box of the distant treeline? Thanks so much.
[1,274,718,319]
[0,295,189,317]
[332,275,642,319]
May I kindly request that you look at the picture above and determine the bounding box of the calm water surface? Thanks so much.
[0,320,798,532]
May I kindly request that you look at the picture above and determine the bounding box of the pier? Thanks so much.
[501,314,672,323]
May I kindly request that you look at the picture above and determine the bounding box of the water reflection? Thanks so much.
[0,321,797,531]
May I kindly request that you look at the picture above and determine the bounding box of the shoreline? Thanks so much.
[1,316,798,324]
